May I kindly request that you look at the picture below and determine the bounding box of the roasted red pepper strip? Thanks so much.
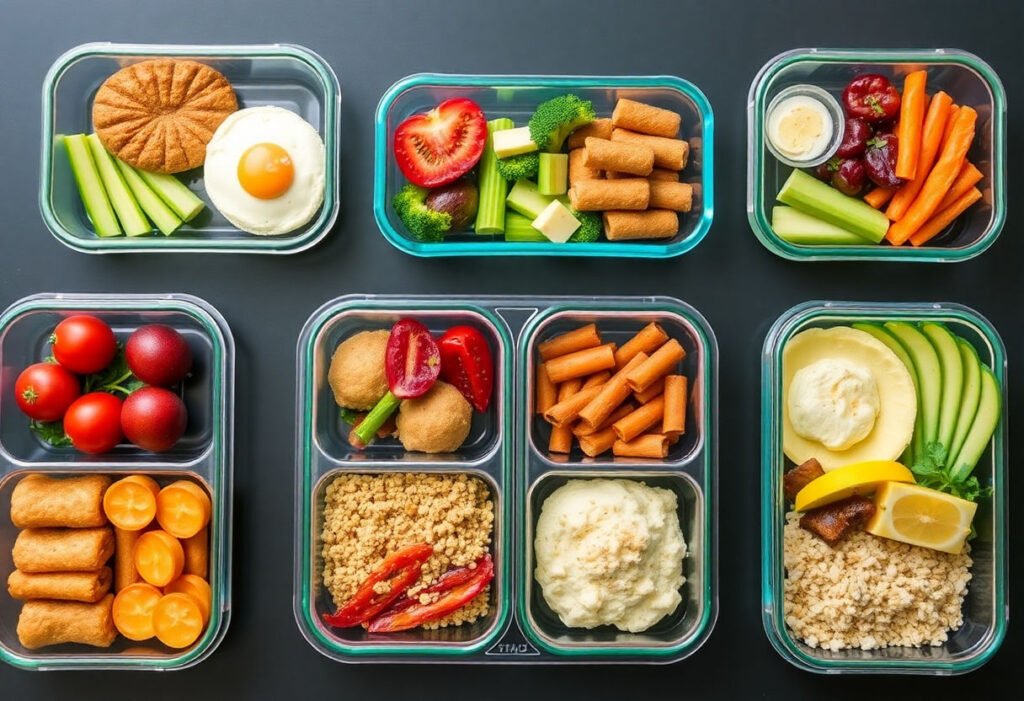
[378,558,485,615]
[367,554,494,633]
[438,326,494,412]
[322,542,433,628]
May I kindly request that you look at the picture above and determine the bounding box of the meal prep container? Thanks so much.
[747,49,1005,262]
[761,301,1007,675]
[0,293,234,670]
[374,74,713,258]
[40,43,341,254]
[294,295,718,664]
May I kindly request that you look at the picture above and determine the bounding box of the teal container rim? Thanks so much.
[760,301,1008,675]
[293,295,513,659]
[373,73,714,258]
[0,293,234,671]
[514,297,719,659]
[39,42,341,255]
[746,48,1006,262]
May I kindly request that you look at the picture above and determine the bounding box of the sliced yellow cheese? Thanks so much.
[531,200,580,243]
[492,127,538,158]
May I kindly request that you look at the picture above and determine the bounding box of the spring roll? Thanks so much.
[568,148,602,185]
[603,210,679,241]
[183,527,209,579]
[611,128,689,171]
[114,527,141,591]
[612,98,681,138]
[13,527,114,573]
[608,168,679,181]
[17,595,117,649]
[569,178,649,212]
[648,181,694,212]
[8,568,112,603]
[10,474,110,528]
[566,118,614,149]
[582,137,654,176]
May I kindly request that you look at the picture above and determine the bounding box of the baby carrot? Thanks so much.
[895,70,928,180]
[909,187,982,247]
[864,186,896,209]
[887,91,952,221]
[937,161,983,211]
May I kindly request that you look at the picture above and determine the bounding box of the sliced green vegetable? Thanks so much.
[771,206,866,245]
[115,159,182,236]
[921,323,963,453]
[948,339,983,468]
[537,153,568,196]
[503,212,546,242]
[63,134,122,237]
[353,392,401,446]
[949,366,1000,482]
[474,118,514,235]
[506,180,553,219]
[85,134,150,237]
[885,321,941,447]
[777,169,890,243]
[137,169,205,221]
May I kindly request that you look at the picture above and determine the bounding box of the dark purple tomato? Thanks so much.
[831,158,867,196]
[835,118,873,158]
[864,134,902,188]
[815,161,834,182]
[842,74,901,123]
[125,325,192,387]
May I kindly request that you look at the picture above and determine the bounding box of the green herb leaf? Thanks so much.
[30,420,72,447]
[911,441,990,503]
[83,344,143,397]
[339,408,362,425]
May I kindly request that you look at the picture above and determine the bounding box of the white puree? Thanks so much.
[788,357,880,451]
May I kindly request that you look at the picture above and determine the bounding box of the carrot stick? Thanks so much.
[940,105,961,150]
[908,187,982,247]
[885,106,976,246]
[633,376,665,404]
[612,433,669,459]
[887,91,953,221]
[895,70,928,180]
[579,427,618,457]
[558,379,583,400]
[625,338,686,392]
[578,353,648,429]
[574,402,635,437]
[613,396,665,442]
[538,323,601,361]
[544,343,616,384]
[535,363,557,415]
[864,186,896,209]
[582,371,611,389]
[543,384,604,428]
[662,375,687,434]
[614,322,668,368]
[937,161,982,211]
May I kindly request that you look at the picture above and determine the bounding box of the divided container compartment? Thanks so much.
[0,293,234,670]
[374,74,714,258]
[747,49,1006,262]
[294,295,717,664]
[761,301,1007,674]
[40,43,341,254]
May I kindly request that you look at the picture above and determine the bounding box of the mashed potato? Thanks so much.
[787,358,880,451]
[534,479,686,632]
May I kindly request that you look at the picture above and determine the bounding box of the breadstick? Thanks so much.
[11,474,110,528]
[626,338,686,392]
[614,322,669,368]
[544,384,605,428]
[13,527,114,573]
[114,527,140,591]
[544,343,616,384]
[582,370,612,389]
[663,375,688,435]
[613,396,665,442]
[582,137,654,176]
[612,433,670,459]
[567,118,614,149]
[603,210,679,240]
[183,527,209,578]
[538,323,602,360]
[7,568,112,603]
[579,427,618,457]
[578,353,647,429]
[17,595,117,650]
[535,363,557,414]
[649,181,693,212]
[634,376,666,404]
[612,98,681,138]
[611,128,689,170]
[574,402,635,437]
[568,148,603,184]
[570,179,650,212]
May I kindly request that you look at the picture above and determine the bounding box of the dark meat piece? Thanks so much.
[783,458,825,502]
[799,496,876,546]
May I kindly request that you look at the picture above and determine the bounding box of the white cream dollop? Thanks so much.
[767,95,833,161]
[534,479,686,633]
[787,357,880,451]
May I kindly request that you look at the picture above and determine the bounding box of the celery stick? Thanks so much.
[475,118,514,235]
[504,212,547,242]
[537,153,568,196]
[353,391,401,445]
[63,134,122,237]
[86,134,151,237]
[506,179,553,219]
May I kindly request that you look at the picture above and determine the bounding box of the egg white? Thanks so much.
[204,106,325,236]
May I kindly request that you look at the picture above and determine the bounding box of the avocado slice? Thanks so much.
[948,338,983,466]
[921,323,963,453]
[63,134,122,237]
[86,134,151,237]
[949,365,1000,481]
[852,322,922,465]
[885,321,941,447]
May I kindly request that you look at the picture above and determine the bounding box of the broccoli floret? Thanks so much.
[496,153,540,181]
[529,95,596,153]
[392,184,451,242]
[568,209,602,243]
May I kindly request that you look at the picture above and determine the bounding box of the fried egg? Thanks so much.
[204,106,325,235]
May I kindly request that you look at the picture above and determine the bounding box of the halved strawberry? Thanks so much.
[393,98,487,188]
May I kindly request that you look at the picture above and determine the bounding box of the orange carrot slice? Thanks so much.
[887,91,953,221]
[112,582,162,641]
[165,574,212,625]
[153,592,205,649]
[156,481,211,539]
[134,530,185,587]
[937,161,983,211]
[909,187,983,247]
[104,476,159,531]
[894,70,928,180]
[864,186,897,209]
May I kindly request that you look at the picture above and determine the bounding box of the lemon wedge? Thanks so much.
[794,460,914,511]
[866,482,977,554]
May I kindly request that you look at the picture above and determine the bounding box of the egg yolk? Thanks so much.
[237,143,294,199]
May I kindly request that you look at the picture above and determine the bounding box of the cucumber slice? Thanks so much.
[949,366,1000,481]
[85,134,151,237]
[948,338,983,466]
[777,169,890,243]
[885,321,941,447]
[771,206,867,245]
[506,179,553,219]
[137,169,205,222]
[115,159,182,236]
[63,134,122,237]
[921,323,963,453]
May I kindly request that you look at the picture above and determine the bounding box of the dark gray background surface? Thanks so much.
[0,0,1020,698]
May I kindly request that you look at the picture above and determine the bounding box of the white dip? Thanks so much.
[788,358,880,451]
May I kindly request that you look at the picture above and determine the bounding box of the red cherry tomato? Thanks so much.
[121,386,188,452]
[438,326,494,412]
[842,74,901,123]
[52,315,118,374]
[14,362,81,421]
[385,319,441,399]
[63,392,124,454]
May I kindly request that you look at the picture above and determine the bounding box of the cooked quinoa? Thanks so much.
[321,472,494,630]
[783,512,972,651]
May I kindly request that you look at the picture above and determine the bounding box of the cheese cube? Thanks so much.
[531,200,581,243]
[492,127,538,158]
